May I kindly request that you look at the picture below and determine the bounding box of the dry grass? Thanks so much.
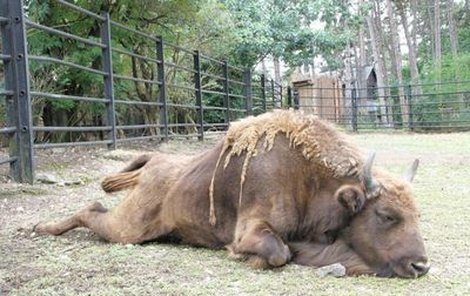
[1,132,469,295]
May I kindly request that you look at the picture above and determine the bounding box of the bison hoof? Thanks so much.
[226,243,291,268]
[226,244,247,261]
[33,222,50,235]
[247,256,270,269]
[248,252,290,269]
[267,244,291,267]
[33,222,63,236]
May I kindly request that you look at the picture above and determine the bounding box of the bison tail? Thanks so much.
[101,170,141,193]
[101,153,152,193]
[120,154,152,173]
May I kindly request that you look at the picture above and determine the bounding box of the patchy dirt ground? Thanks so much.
[1,132,470,295]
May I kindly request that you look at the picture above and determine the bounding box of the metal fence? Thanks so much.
[292,80,470,131]
[2,0,468,184]
[0,0,283,183]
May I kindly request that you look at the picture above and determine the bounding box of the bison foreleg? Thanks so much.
[228,219,291,268]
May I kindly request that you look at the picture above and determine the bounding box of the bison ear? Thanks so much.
[336,186,365,214]
[403,159,419,183]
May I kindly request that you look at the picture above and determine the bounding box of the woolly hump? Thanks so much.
[208,109,365,225]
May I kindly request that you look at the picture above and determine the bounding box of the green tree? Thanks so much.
[25,0,239,140]
[224,0,353,70]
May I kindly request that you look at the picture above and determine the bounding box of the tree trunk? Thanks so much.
[423,1,436,66]
[373,0,392,124]
[273,56,282,108]
[366,13,387,125]
[446,0,464,103]
[357,0,367,100]
[386,0,408,125]
[358,19,368,101]
[261,58,268,78]
[397,2,421,94]
[309,62,315,80]
[273,56,281,84]
[447,0,458,57]
[434,0,442,78]
[411,0,418,52]
[342,45,354,125]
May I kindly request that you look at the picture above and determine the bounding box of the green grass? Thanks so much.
[1,132,470,295]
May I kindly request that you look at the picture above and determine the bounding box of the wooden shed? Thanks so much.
[292,75,345,123]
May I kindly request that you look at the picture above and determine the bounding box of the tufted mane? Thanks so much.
[208,110,365,225]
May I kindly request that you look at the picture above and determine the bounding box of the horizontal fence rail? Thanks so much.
[0,0,281,183]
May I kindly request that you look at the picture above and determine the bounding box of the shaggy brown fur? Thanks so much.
[209,110,363,225]
[35,110,429,278]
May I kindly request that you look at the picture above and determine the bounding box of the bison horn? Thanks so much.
[363,152,381,198]
[403,159,419,183]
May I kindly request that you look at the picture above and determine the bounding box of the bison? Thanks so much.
[35,110,430,278]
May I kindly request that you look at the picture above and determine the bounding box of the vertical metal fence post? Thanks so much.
[0,0,14,173]
[406,84,414,131]
[260,74,267,112]
[271,79,275,106]
[293,88,299,110]
[223,61,230,124]
[319,87,323,118]
[156,36,168,140]
[193,50,204,141]
[100,12,116,149]
[352,87,358,132]
[2,0,34,183]
[243,68,252,116]
[279,85,283,108]
[287,86,292,108]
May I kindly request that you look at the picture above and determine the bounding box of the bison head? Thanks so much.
[344,159,430,278]
[292,159,429,278]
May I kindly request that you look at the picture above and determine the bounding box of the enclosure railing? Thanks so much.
[0,0,282,183]
[3,0,466,184]
[292,80,470,132]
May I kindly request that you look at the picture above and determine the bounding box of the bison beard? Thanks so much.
[34,110,430,278]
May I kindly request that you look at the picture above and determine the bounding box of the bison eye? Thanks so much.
[376,210,398,225]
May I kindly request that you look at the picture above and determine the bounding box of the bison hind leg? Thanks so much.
[35,201,172,244]
[34,202,107,236]
[35,201,128,243]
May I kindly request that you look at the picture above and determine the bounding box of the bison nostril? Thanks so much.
[410,261,430,275]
